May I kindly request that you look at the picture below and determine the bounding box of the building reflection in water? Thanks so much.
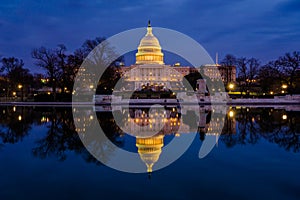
[74,106,236,173]
[122,106,185,173]
[116,105,236,173]
[136,135,164,174]
[0,106,299,170]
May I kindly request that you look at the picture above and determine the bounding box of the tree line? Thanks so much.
[0,38,299,101]
[0,37,122,101]
[221,52,300,96]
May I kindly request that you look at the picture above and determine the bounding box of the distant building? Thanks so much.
[201,64,236,85]
[172,63,192,77]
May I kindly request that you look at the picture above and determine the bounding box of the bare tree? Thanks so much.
[63,50,84,92]
[236,57,260,97]
[221,54,237,66]
[0,57,31,99]
[258,62,281,93]
[74,37,123,95]
[55,44,69,93]
[32,46,65,101]
[1,57,24,75]
[276,51,300,94]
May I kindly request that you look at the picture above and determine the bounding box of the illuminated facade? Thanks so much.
[120,21,187,91]
[120,22,236,91]
[202,64,236,85]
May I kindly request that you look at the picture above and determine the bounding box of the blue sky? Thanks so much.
[0,0,299,71]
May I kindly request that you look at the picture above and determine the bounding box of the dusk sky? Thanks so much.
[0,0,299,72]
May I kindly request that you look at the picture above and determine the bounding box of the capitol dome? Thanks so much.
[136,135,164,173]
[135,21,164,65]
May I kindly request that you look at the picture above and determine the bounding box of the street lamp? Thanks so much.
[18,84,23,101]
[228,83,234,93]
[282,84,287,94]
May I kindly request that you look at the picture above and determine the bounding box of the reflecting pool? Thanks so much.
[0,105,299,199]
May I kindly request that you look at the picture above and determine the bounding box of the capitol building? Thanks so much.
[120,21,192,92]
[119,21,236,93]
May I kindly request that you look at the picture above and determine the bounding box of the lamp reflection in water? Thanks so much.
[282,114,287,120]
[229,110,234,118]
[197,107,236,144]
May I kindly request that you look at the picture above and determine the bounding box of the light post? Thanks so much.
[18,84,23,101]
[282,84,288,94]
[2,88,5,101]
[228,83,235,94]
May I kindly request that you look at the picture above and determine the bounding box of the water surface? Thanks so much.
[0,105,299,199]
